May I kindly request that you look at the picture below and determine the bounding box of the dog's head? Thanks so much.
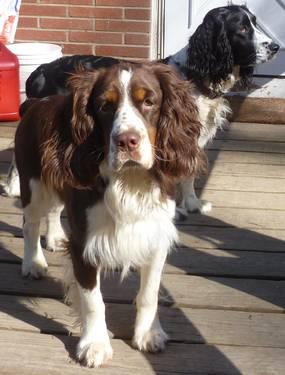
[187,5,279,86]
[59,62,203,194]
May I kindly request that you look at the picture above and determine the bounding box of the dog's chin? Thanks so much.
[111,158,152,173]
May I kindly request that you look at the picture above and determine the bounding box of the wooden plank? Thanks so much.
[1,205,285,233]
[209,162,285,178]
[1,295,285,348]
[197,174,285,193]
[229,96,285,125]
[199,190,285,210]
[179,227,285,252]
[1,264,285,312]
[177,207,285,230]
[0,330,284,374]
[0,126,16,139]
[0,196,22,214]
[2,238,285,279]
[216,122,285,142]
[167,248,285,278]
[207,149,285,165]
[0,137,14,151]
[209,139,285,154]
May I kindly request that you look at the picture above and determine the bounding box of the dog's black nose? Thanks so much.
[115,131,140,152]
[269,42,280,53]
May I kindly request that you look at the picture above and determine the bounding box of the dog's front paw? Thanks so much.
[22,254,48,279]
[184,196,212,214]
[132,328,168,353]
[77,341,113,368]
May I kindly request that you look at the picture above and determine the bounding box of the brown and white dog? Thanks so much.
[15,62,202,367]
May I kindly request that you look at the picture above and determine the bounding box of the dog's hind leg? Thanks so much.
[3,154,20,197]
[180,177,212,214]
[22,179,48,278]
[45,195,66,252]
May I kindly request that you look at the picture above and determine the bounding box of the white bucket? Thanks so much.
[7,42,62,102]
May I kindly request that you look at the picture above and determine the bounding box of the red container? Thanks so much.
[0,43,20,121]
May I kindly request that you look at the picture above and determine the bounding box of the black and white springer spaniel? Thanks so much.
[6,4,280,212]
[15,62,202,367]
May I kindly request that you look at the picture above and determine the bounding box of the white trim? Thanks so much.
[150,0,165,59]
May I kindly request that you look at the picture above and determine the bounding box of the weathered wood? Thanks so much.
[179,227,285,252]
[2,239,285,278]
[1,330,284,375]
[216,122,285,142]
[0,126,16,139]
[209,139,285,154]
[209,161,285,178]
[197,174,285,193]
[0,137,15,150]
[167,247,285,278]
[199,189,285,210]
[1,295,285,348]
[177,207,285,230]
[229,96,285,125]
[1,264,285,312]
[207,149,285,165]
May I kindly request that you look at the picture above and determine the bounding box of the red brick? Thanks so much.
[96,0,151,7]
[125,33,149,46]
[62,43,93,55]
[40,18,93,30]
[16,29,67,42]
[17,17,38,28]
[96,20,150,33]
[40,0,93,4]
[124,8,151,20]
[22,0,37,3]
[96,45,149,58]
[21,4,67,17]
[69,31,122,44]
[69,7,123,19]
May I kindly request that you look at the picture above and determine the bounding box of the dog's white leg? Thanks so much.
[180,177,212,214]
[22,180,48,278]
[77,270,113,368]
[3,155,20,197]
[45,199,66,252]
[132,247,168,353]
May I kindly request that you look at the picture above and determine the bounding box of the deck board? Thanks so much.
[0,121,285,374]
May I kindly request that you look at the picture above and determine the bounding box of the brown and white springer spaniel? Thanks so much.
[15,62,202,367]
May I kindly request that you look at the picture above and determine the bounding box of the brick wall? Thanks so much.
[15,0,152,59]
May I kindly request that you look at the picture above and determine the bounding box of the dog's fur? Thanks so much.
[15,62,202,367]
[5,5,280,213]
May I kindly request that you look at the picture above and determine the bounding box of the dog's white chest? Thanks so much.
[83,171,177,273]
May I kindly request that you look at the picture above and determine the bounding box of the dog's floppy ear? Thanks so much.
[68,70,100,145]
[188,12,233,85]
[151,64,204,195]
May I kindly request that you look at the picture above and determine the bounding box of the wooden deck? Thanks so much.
[0,121,285,374]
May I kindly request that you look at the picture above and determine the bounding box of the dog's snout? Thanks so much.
[268,42,280,53]
[114,131,140,152]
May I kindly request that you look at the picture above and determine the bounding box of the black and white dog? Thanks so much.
[6,5,279,213]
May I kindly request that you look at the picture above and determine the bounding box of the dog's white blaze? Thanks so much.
[109,69,153,170]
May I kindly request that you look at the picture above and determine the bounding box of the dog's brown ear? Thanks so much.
[151,63,204,191]
[68,71,100,145]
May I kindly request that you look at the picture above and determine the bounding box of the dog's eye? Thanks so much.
[240,26,249,33]
[144,98,154,107]
[100,102,114,113]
